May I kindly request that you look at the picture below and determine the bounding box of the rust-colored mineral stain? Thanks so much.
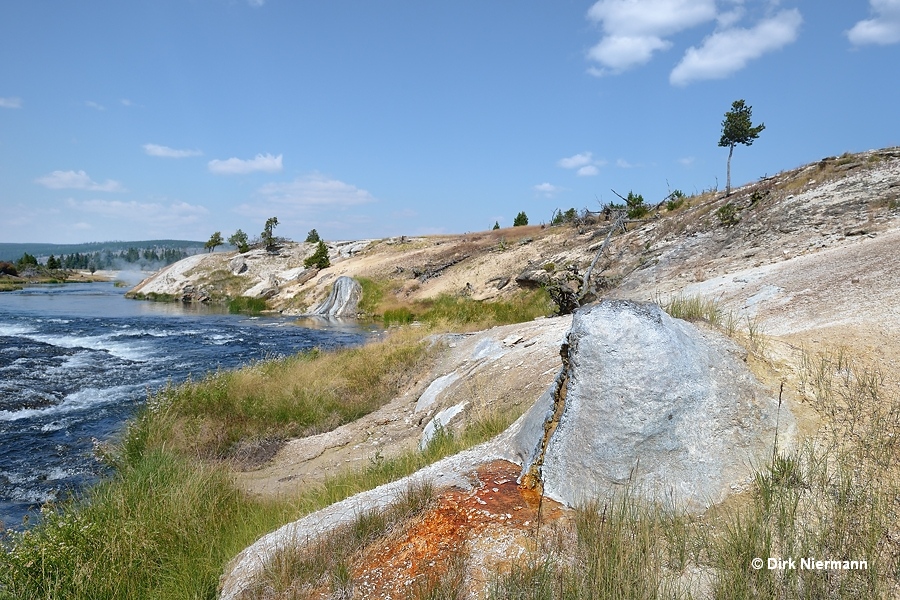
[346,460,565,599]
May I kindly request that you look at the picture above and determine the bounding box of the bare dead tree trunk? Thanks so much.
[578,210,626,305]
[726,144,734,196]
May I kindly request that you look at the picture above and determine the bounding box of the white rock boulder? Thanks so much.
[519,300,792,510]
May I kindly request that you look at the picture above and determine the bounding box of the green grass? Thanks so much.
[490,494,685,600]
[127,291,177,302]
[356,276,555,328]
[137,328,434,461]
[0,282,24,292]
[356,276,387,315]
[0,411,514,600]
[227,296,268,314]
[411,290,555,327]
[661,293,726,326]
[0,451,293,600]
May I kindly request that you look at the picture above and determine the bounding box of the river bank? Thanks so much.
[0,282,369,529]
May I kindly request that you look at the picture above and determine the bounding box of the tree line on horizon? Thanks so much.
[4,247,192,275]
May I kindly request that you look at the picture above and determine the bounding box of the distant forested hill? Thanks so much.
[0,240,205,263]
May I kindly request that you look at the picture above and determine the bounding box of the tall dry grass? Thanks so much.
[488,336,900,598]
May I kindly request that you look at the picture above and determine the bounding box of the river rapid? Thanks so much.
[0,281,369,528]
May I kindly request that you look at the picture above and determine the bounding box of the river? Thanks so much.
[0,281,369,528]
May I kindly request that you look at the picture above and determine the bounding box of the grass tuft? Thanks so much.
[661,293,724,326]
[227,296,268,314]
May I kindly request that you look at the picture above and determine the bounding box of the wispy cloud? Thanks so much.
[557,152,594,169]
[616,158,640,168]
[534,182,563,197]
[121,99,133,107]
[586,0,717,75]
[208,153,283,175]
[0,97,23,109]
[143,143,203,158]
[35,170,125,192]
[678,156,696,166]
[66,198,208,226]
[670,9,802,85]
[235,174,376,220]
[85,100,106,111]
[558,151,605,176]
[847,0,900,45]
[248,0,265,6]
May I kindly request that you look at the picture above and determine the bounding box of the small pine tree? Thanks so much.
[228,229,250,253]
[513,211,529,227]
[305,229,321,243]
[625,192,647,219]
[261,217,279,252]
[304,241,330,269]
[204,231,224,253]
[492,221,500,230]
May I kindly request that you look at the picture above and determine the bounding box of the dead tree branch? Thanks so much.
[578,209,627,305]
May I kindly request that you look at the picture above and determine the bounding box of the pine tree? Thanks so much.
[304,241,330,269]
[719,99,765,196]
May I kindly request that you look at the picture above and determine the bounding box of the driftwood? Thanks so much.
[412,254,469,282]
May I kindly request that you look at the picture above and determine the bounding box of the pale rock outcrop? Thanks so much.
[306,276,362,317]
[419,401,468,449]
[516,300,792,511]
[229,256,247,275]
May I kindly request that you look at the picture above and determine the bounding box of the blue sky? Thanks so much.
[1,1,898,244]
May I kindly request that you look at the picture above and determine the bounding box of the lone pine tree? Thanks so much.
[719,99,765,196]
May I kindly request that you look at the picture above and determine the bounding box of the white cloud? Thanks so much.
[35,170,125,192]
[0,97,22,109]
[236,174,376,220]
[670,9,802,85]
[558,152,606,175]
[534,182,563,197]
[717,6,746,28]
[143,143,203,158]
[587,0,717,36]
[121,99,133,107]
[208,153,283,175]
[85,100,106,111]
[847,0,900,45]
[66,198,208,226]
[616,158,638,168]
[587,35,671,73]
[248,0,265,6]
[557,152,594,169]
[678,156,696,166]
[586,0,717,74]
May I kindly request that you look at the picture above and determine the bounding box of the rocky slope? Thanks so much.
[131,148,900,598]
[131,149,899,332]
